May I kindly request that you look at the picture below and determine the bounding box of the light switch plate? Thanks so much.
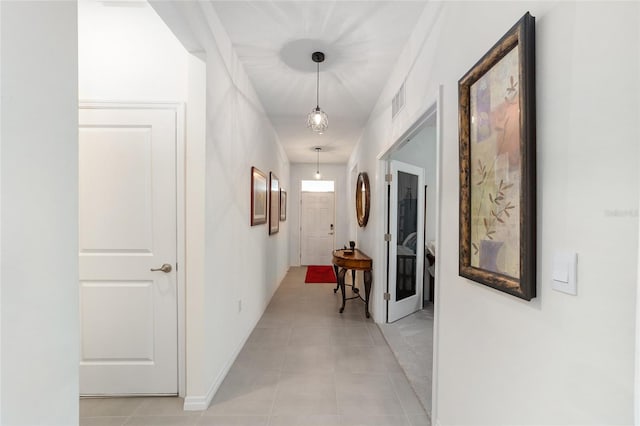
[551,251,577,295]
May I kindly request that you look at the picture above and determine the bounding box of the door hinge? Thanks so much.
[385,173,393,183]
[176,262,178,272]
[383,292,391,301]
[384,233,392,242]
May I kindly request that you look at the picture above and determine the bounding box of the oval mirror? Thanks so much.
[355,172,370,227]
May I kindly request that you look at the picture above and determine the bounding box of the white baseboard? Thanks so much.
[183,385,215,411]
[182,339,241,411]
[182,267,287,411]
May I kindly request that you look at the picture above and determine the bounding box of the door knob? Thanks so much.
[150,264,172,273]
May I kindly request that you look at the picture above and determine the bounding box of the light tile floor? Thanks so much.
[379,305,433,416]
[80,267,429,426]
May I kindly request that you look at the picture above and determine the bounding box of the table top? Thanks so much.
[332,249,372,270]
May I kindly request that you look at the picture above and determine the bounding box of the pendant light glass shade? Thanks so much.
[307,52,328,134]
[307,106,328,134]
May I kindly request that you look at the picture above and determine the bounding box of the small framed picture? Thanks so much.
[280,190,287,221]
[269,172,280,235]
[250,167,267,226]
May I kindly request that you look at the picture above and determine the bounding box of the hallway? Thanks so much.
[80,267,428,426]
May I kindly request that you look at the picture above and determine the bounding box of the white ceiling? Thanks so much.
[209,1,427,164]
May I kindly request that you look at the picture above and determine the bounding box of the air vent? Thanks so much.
[391,81,406,119]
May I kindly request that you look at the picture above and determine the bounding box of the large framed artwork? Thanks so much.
[251,167,267,226]
[458,12,536,301]
[280,189,287,221]
[269,172,280,235]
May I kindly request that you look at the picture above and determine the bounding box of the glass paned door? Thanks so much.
[387,161,424,322]
[396,171,419,301]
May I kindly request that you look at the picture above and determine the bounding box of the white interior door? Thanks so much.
[301,191,335,265]
[79,105,178,395]
[387,160,425,323]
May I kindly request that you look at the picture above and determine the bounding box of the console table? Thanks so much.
[332,249,372,318]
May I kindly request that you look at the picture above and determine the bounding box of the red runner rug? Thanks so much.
[305,265,336,283]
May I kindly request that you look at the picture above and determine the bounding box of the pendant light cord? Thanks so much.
[316,62,320,109]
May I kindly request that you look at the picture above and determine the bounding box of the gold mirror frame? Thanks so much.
[355,172,370,227]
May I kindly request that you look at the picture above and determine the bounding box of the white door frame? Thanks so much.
[636,225,640,424]
[374,85,443,420]
[635,2,640,413]
[387,160,425,323]
[299,185,337,265]
[636,111,640,425]
[79,101,186,398]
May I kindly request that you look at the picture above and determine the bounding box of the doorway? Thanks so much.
[78,104,182,396]
[377,89,442,417]
[382,109,438,322]
[77,0,212,400]
[300,180,336,265]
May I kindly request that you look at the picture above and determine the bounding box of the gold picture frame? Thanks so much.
[355,172,370,227]
[250,167,267,226]
[458,12,536,300]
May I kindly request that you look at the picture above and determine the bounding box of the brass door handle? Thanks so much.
[150,264,172,273]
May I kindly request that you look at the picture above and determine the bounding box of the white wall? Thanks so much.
[184,54,208,401]
[150,1,290,409]
[636,5,640,423]
[1,2,79,424]
[1,4,3,420]
[349,1,639,424]
[78,0,189,102]
[201,6,289,406]
[289,163,348,266]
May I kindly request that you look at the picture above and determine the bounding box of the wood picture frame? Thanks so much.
[269,172,280,235]
[458,12,536,300]
[280,189,287,221]
[250,167,267,226]
[355,172,370,227]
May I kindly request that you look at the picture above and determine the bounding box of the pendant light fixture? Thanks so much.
[315,147,322,179]
[306,51,328,134]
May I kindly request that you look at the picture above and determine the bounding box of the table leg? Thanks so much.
[333,264,340,293]
[363,270,372,318]
[338,267,347,313]
[351,270,357,293]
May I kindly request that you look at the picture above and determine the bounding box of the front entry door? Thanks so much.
[387,160,425,323]
[79,105,178,395]
[301,191,335,265]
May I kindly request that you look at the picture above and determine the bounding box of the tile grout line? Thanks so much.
[385,368,414,426]
[379,321,432,424]
[333,370,340,422]
[265,312,293,426]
